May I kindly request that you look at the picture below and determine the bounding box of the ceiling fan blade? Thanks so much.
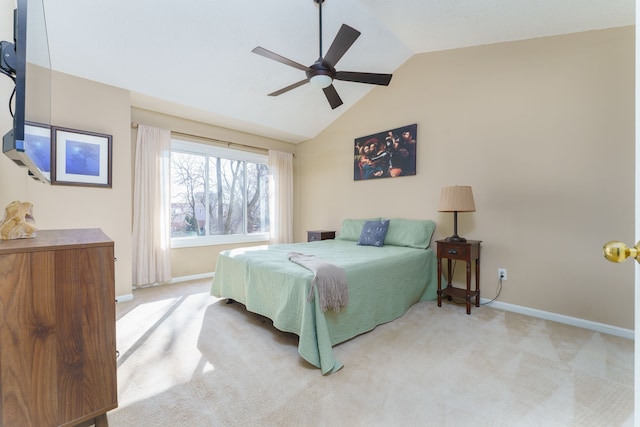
[268,79,309,96]
[252,47,308,72]
[322,84,343,109]
[323,24,360,67]
[335,71,392,86]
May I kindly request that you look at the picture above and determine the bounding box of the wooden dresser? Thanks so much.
[0,229,118,427]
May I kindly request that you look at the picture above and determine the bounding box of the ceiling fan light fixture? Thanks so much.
[251,0,392,109]
[309,74,333,88]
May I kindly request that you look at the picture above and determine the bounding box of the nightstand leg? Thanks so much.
[465,260,471,314]
[446,259,453,301]
[437,257,442,307]
[475,258,480,307]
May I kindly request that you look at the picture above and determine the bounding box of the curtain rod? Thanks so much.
[131,122,268,153]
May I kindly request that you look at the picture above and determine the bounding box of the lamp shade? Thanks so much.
[438,186,476,212]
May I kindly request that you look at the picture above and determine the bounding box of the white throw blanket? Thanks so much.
[287,252,349,312]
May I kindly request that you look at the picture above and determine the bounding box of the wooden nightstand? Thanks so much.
[307,230,336,242]
[436,239,482,314]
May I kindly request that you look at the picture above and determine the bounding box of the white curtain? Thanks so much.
[132,124,172,286]
[268,150,294,244]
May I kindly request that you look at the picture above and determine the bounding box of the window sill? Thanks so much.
[171,233,270,249]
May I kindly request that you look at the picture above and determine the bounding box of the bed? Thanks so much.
[210,218,438,375]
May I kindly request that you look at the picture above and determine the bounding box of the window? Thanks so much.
[170,139,270,247]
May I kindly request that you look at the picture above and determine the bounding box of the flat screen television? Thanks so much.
[0,0,51,182]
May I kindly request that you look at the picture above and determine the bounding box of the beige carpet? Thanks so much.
[108,280,633,426]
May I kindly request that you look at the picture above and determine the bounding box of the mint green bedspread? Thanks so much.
[210,239,438,375]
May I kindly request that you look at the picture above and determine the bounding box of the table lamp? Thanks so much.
[438,186,475,242]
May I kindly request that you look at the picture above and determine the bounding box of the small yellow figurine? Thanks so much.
[0,200,37,239]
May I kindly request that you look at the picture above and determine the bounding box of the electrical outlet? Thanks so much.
[498,268,507,281]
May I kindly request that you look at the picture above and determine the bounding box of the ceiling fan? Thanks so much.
[252,0,393,110]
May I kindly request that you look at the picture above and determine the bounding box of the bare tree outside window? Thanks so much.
[247,163,269,233]
[171,151,205,237]
[170,143,269,240]
[208,157,244,235]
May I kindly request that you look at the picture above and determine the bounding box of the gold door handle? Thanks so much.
[602,241,640,263]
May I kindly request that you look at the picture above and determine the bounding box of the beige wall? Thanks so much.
[130,108,296,278]
[0,72,133,297]
[295,27,635,329]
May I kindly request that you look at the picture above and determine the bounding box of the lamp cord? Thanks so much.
[480,278,502,305]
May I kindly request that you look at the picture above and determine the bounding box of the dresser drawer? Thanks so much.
[437,243,468,260]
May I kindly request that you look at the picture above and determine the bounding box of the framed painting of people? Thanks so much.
[354,123,417,181]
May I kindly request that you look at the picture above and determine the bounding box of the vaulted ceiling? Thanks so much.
[43,0,634,143]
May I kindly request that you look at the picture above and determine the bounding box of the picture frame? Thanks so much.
[354,123,417,181]
[51,126,112,188]
[24,121,52,182]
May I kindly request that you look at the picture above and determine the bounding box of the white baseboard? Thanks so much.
[116,294,133,303]
[116,272,215,302]
[170,272,214,283]
[480,298,634,340]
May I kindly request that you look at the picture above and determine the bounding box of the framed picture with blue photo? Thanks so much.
[354,123,417,180]
[24,122,52,182]
[51,126,112,188]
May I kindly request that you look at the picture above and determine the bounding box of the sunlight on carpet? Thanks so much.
[108,280,633,427]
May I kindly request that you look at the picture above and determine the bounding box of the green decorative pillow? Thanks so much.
[336,218,381,241]
[384,219,436,249]
[357,219,390,247]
